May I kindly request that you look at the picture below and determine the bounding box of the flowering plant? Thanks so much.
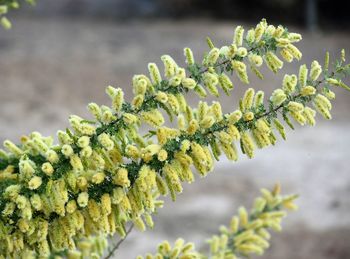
[0,15,350,259]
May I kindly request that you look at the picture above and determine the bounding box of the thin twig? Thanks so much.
[104,224,134,259]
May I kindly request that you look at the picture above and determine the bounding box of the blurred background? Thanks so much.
[1,0,350,258]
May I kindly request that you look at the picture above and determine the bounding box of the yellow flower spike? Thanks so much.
[276,38,291,48]
[76,176,88,191]
[155,174,168,196]
[144,213,154,229]
[282,74,297,94]
[161,55,178,78]
[126,144,140,160]
[341,49,346,62]
[242,88,255,111]
[226,110,242,124]
[203,72,219,97]
[57,130,73,145]
[45,149,59,164]
[313,100,332,120]
[169,75,182,87]
[97,133,114,151]
[270,89,287,106]
[291,110,308,126]
[134,79,147,96]
[204,47,220,66]
[300,85,316,96]
[77,192,89,208]
[193,84,207,97]
[80,146,93,158]
[218,73,234,94]
[3,140,23,157]
[241,132,255,158]
[237,47,248,57]
[211,101,223,121]
[40,162,54,176]
[113,168,131,188]
[273,118,286,140]
[167,93,180,114]
[181,77,197,90]
[265,52,283,73]
[237,243,264,255]
[246,28,255,44]
[134,216,146,232]
[219,131,233,143]
[177,114,186,130]
[101,109,115,124]
[181,242,195,254]
[184,47,195,66]
[227,124,241,141]
[28,176,42,190]
[88,199,101,222]
[298,64,308,87]
[315,94,332,110]
[287,101,304,112]
[227,43,238,58]
[77,136,90,148]
[323,88,336,100]
[0,5,8,14]
[32,137,49,154]
[254,90,265,108]
[66,200,77,214]
[206,36,215,49]
[310,60,322,81]
[200,116,215,129]
[210,235,220,254]
[176,67,186,78]
[17,218,30,233]
[141,110,165,127]
[265,24,276,35]
[303,107,316,126]
[187,119,199,135]
[154,91,168,104]
[280,48,294,63]
[61,144,74,158]
[248,53,263,67]
[3,202,16,216]
[288,32,302,42]
[286,44,302,60]
[157,149,168,162]
[148,63,162,85]
[254,22,265,43]
[232,60,249,84]
[220,142,238,162]
[87,103,102,120]
[91,172,106,184]
[0,16,12,30]
[70,154,84,173]
[233,25,244,46]
[243,112,254,122]
[190,142,212,176]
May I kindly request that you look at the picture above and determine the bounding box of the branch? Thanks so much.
[104,224,134,259]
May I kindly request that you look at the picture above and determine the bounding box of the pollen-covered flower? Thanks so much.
[77,192,89,207]
[28,176,42,190]
[270,89,287,106]
[113,168,130,187]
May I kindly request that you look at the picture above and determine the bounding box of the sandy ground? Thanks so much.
[1,17,350,259]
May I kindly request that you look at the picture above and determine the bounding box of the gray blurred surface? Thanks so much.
[1,17,350,259]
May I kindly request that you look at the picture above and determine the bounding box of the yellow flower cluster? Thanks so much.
[207,185,297,259]
[136,239,200,259]
[0,19,349,258]
[0,0,35,29]
[137,185,297,259]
